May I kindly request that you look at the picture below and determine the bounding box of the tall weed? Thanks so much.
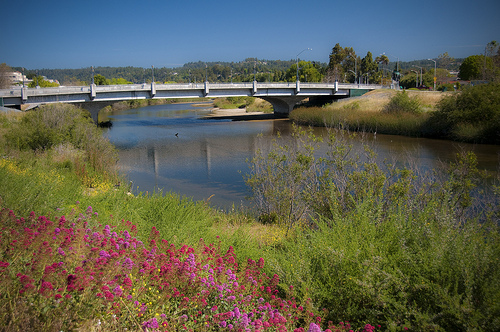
[247,126,500,330]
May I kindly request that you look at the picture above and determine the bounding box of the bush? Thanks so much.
[247,126,500,330]
[0,208,368,331]
[382,90,422,115]
[429,82,500,143]
[4,104,118,183]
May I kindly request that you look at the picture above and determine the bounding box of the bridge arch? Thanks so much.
[258,96,307,116]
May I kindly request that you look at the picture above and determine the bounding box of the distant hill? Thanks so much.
[11,58,463,86]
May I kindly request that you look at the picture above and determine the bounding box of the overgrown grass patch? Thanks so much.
[1,103,499,331]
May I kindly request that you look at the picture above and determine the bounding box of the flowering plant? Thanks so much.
[0,206,380,331]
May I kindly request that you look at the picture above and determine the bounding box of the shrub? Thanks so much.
[382,90,422,115]
[4,104,118,179]
[247,126,500,330]
[429,82,500,143]
[0,207,363,331]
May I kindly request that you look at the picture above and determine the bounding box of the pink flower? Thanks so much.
[307,323,322,332]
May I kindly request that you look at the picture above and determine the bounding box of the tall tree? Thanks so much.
[27,75,59,88]
[484,41,499,80]
[360,52,378,83]
[285,61,322,82]
[328,43,347,70]
[437,52,455,69]
[459,55,494,80]
[375,55,390,84]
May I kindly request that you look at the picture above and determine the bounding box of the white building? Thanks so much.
[6,71,32,85]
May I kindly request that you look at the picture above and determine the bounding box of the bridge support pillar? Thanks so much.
[90,84,96,99]
[260,96,306,117]
[204,81,209,96]
[75,101,116,123]
[151,82,156,97]
[21,88,28,102]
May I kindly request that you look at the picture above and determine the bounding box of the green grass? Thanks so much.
[1,104,499,331]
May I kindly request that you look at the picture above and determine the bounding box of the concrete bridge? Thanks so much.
[0,81,384,122]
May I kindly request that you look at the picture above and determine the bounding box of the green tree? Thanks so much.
[429,82,500,143]
[459,55,495,80]
[27,75,59,88]
[285,61,323,82]
[360,52,378,84]
[93,74,107,85]
[109,77,132,85]
[375,55,390,84]
[326,43,351,82]
[437,52,455,69]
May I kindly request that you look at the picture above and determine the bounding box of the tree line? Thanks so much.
[5,41,500,90]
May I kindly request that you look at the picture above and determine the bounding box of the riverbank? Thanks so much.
[290,84,500,144]
[203,108,280,121]
[0,104,499,331]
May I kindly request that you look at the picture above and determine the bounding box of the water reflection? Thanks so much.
[105,103,500,209]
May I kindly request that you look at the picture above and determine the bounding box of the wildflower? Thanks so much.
[307,323,322,332]
[113,285,123,297]
[57,247,65,256]
[99,250,111,259]
[142,317,159,330]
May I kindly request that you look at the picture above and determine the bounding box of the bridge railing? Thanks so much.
[0,82,386,101]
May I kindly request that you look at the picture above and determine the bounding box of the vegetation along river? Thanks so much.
[104,102,500,210]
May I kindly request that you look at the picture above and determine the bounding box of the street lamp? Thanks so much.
[427,58,436,90]
[347,53,357,84]
[413,65,423,87]
[296,48,311,82]
[381,52,399,71]
[411,70,419,88]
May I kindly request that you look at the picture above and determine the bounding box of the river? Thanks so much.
[104,102,500,210]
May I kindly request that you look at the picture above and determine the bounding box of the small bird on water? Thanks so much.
[175,133,179,137]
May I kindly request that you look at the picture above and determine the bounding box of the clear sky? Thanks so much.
[1,0,499,69]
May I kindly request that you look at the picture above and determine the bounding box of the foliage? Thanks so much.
[3,104,118,184]
[428,82,500,143]
[0,207,364,331]
[360,52,378,84]
[247,127,500,330]
[1,101,499,331]
[214,97,254,109]
[245,126,322,234]
[458,55,496,80]
[382,91,422,115]
[326,44,359,83]
[285,61,323,82]
[27,75,59,88]
[93,74,131,85]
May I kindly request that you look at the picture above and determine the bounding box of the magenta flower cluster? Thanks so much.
[0,207,381,331]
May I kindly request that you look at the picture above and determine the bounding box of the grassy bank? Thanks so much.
[213,97,273,113]
[291,84,500,144]
[0,105,499,331]
[290,90,441,137]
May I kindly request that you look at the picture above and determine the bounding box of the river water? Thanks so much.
[104,102,500,210]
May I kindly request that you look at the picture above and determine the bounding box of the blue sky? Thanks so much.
[1,0,499,69]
